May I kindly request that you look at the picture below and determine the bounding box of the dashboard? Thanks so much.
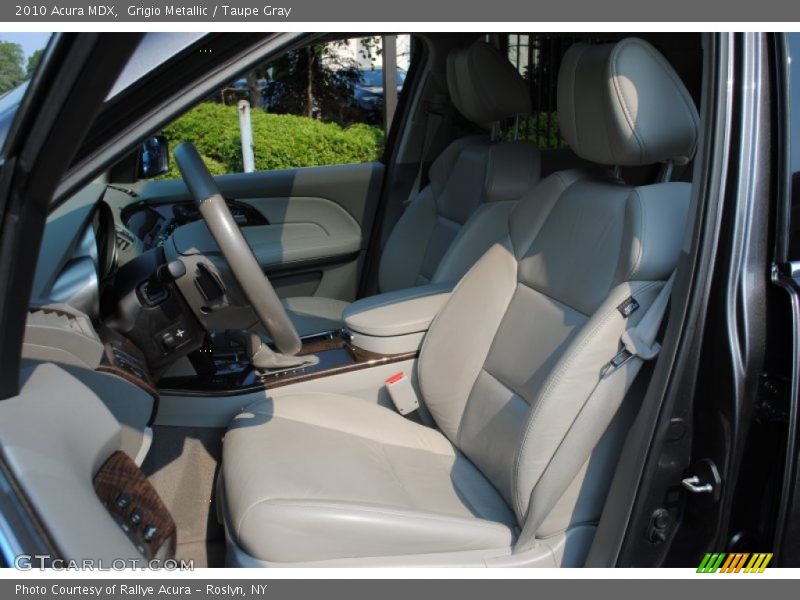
[32,183,270,389]
[121,198,268,251]
[33,186,204,387]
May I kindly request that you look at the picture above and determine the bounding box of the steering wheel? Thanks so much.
[173,142,302,356]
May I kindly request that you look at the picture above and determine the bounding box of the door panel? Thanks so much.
[0,362,146,563]
[133,162,385,300]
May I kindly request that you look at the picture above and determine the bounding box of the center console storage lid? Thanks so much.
[343,282,454,338]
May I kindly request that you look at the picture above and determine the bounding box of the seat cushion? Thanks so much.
[222,393,517,563]
[281,296,350,337]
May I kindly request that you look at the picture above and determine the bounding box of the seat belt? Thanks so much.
[607,270,676,373]
[404,95,449,207]
[517,271,678,550]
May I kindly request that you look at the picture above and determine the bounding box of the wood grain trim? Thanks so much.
[259,347,418,391]
[97,365,160,400]
[96,365,160,426]
[93,451,176,559]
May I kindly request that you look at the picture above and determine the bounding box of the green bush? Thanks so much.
[507,112,569,150]
[159,103,384,179]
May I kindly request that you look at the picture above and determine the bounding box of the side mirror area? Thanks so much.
[137,135,170,178]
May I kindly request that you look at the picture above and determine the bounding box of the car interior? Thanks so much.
[0,32,706,567]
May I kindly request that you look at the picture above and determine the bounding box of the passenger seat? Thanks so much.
[220,37,700,567]
[283,41,542,337]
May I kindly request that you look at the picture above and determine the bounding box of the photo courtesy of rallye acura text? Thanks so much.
[0,31,798,569]
[16,584,260,596]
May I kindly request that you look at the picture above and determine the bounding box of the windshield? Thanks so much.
[0,32,52,151]
[106,32,205,99]
[0,82,28,144]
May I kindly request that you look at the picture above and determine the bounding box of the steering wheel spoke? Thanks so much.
[173,142,303,357]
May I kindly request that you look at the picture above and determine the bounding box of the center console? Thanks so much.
[157,330,417,396]
[341,282,453,354]
[157,282,454,397]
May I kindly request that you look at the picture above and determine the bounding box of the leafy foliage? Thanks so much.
[222,38,386,127]
[0,41,25,95]
[159,102,384,179]
[263,44,363,125]
[26,48,44,78]
[511,112,569,149]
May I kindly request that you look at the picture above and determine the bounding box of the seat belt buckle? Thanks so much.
[601,348,634,378]
[385,372,419,416]
[610,348,633,369]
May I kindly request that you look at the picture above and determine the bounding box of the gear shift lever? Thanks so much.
[226,330,319,373]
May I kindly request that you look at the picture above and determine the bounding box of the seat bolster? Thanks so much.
[432,201,516,284]
[617,182,692,282]
[512,280,663,521]
[428,136,489,197]
[419,242,518,442]
[235,499,515,563]
[378,189,440,293]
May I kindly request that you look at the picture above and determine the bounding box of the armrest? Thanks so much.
[343,282,454,338]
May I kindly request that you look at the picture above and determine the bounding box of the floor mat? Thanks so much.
[141,426,226,567]
[176,540,226,568]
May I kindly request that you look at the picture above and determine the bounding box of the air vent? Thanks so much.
[194,264,225,303]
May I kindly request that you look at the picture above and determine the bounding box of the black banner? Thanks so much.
[2,0,800,22]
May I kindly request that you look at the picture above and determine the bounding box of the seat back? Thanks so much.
[378,42,541,293]
[418,38,699,546]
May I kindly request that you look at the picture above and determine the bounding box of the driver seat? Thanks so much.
[221,38,699,567]
[282,41,541,337]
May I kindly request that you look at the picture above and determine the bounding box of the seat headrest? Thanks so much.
[447,41,532,126]
[557,38,700,166]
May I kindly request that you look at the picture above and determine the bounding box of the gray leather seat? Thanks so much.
[222,38,699,567]
[283,41,542,337]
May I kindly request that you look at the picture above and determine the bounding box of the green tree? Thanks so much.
[0,41,25,94]
[262,41,362,126]
[214,39,381,126]
[26,48,43,78]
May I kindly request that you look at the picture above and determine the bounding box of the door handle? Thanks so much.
[681,475,714,494]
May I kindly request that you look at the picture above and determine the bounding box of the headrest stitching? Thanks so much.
[468,49,497,126]
[641,40,699,162]
[622,189,645,282]
[622,39,700,163]
[569,45,585,153]
[610,42,648,163]
[560,38,699,166]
